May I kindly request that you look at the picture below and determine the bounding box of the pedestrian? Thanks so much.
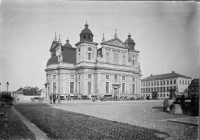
[57,94,60,104]
[53,94,56,104]
[50,94,53,104]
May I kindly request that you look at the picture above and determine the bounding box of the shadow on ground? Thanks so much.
[15,103,171,140]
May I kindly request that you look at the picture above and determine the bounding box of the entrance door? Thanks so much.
[114,88,118,96]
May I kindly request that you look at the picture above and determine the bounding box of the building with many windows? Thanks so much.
[141,71,192,99]
[45,22,142,98]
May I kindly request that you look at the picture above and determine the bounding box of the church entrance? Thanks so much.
[112,84,121,97]
[114,88,118,96]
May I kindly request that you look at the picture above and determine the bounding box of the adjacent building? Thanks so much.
[45,22,142,97]
[141,71,192,99]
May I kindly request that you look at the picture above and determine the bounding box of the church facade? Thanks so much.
[45,23,142,98]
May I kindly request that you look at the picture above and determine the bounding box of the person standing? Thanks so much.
[53,94,56,104]
[50,94,52,104]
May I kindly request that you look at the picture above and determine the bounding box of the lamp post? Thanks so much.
[6,82,9,94]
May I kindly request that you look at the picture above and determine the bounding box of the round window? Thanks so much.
[88,47,91,51]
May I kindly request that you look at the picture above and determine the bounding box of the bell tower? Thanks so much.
[75,22,98,64]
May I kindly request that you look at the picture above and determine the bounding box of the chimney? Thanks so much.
[172,71,174,73]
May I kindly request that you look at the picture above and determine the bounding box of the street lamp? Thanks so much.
[6,82,9,94]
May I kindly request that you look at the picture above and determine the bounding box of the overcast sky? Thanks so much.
[0,1,199,91]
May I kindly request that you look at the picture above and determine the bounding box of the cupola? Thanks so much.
[80,21,93,42]
[63,38,72,49]
[125,32,135,50]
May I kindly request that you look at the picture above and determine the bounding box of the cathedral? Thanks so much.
[45,22,142,98]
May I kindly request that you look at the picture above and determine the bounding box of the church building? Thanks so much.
[45,22,142,98]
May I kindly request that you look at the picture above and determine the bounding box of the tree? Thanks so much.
[23,86,40,95]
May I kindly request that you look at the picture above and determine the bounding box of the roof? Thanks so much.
[63,39,72,48]
[142,72,192,81]
[62,48,76,64]
[47,47,76,66]
[16,87,24,91]
[80,23,93,35]
[47,56,58,66]
[125,35,135,50]
[49,41,59,52]
[101,37,128,49]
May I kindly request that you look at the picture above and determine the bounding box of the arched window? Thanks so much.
[83,35,86,39]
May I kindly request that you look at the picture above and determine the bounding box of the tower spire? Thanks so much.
[102,33,105,42]
[58,34,61,43]
[114,29,117,38]
[54,32,57,41]
[85,20,88,28]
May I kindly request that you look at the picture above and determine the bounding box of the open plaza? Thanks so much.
[0,99,198,140]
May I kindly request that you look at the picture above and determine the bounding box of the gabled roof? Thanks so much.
[101,37,128,49]
[16,87,24,91]
[142,72,192,81]
[49,41,59,52]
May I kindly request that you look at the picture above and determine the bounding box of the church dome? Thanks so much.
[80,23,93,35]
[63,39,72,48]
[125,34,135,50]
[47,56,58,66]
[80,22,94,42]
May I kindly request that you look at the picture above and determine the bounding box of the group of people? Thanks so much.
[49,94,60,104]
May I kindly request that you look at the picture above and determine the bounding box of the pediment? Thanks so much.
[102,38,128,49]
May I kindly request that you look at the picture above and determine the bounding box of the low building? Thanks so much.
[141,71,192,99]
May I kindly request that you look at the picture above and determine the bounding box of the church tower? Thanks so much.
[75,22,98,64]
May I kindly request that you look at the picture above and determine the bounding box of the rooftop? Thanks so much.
[142,71,192,81]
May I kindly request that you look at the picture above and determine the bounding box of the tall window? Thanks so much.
[106,82,109,93]
[122,76,125,80]
[174,79,176,84]
[88,53,91,60]
[179,80,181,84]
[78,82,80,94]
[170,80,172,84]
[53,82,56,94]
[70,82,74,94]
[132,60,134,66]
[106,53,110,63]
[88,82,91,95]
[132,78,135,82]
[132,84,135,94]
[79,54,80,60]
[157,81,159,85]
[122,83,125,93]
[122,55,125,65]
[114,53,118,64]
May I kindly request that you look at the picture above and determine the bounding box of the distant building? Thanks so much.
[141,71,192,99]
[45,22,142,97]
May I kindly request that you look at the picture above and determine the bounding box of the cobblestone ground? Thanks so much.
[52,100,199,140]
[0,105,36,140]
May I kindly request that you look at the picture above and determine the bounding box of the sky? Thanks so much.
[0,1,199,91]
